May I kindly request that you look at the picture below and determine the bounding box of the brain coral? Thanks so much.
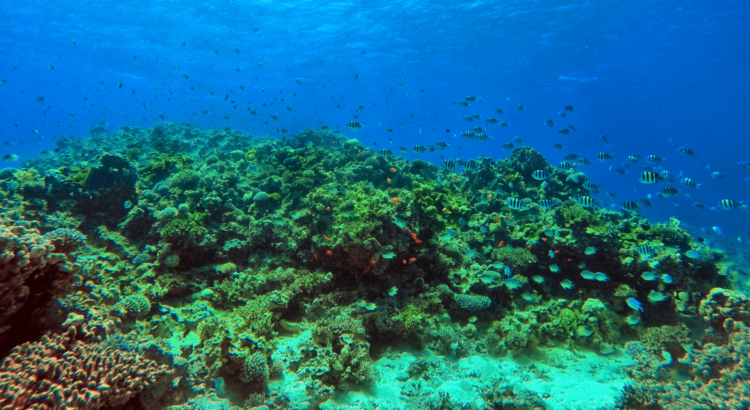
[454,293,492,311]
[0,329,172,409]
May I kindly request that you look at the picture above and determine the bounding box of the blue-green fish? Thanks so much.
[560,279,575,289]
[532,275,545,283]
[479,271,502,284]
[685,250,701,259]
[438,230,456,242]
[661,274,673,284]
[382,252,397,259]
[576,326,594,337]
[580,270,595,280]
[388,287,398,297]
[489,261,506,270]
[648,290,669,304]
[465,250,477,258]
[584,247,597,255]
[549,264,560,273]
[393,217,408,229]
[626,316,641,326]
[627,298,643,312]
[594,272,609,282]
[504,278,523,290]
[522,293,540,303]
[641,272,658,281]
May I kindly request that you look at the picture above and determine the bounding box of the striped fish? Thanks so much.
[638,171,663,184]
[500,121,509,127]
[506,198,528,210]
[442,159,455,169]
[502,143,514,150]
[621,201,639,211]
[514,136,524,144]
[461,131,475,139]
[576,157,592,166]
[476,134,490,141]
[575,195,597,207]
[558,128,571,135]
[464,161,479,171]
[539,198,562,209]
[658,186,680,197]
[553,143,564,150]
[646,155,664,163]
[711,171,726,179]
[347,121,363,129]
[486,117,499,124]
[677,147,695,156]
[436,142,448,150]
[330,141,343,149]
[532,170,551,180]
[472,126,484,133]
[636,245,655,258]
[379,149,394,157]
[544,118,555,127]
[472,113,480,119]
[680,178,700,188]
[413,144,427,153]
[597,152,614,162]
[455,158,466,167]
[558,161,576,171]
[719,199,741,210]
[626,155,641,164]
[564,154,580,161]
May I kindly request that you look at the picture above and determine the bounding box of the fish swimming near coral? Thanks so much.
[627,298,644,312]
[560,279,575,289]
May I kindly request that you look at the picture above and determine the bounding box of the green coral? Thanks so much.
[412,180,471,229]
[493,246,537,269]
[160,217,208,240]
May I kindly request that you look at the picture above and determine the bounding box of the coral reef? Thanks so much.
[0,124,741,409]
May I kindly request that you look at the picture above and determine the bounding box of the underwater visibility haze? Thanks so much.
[1,1,750,409]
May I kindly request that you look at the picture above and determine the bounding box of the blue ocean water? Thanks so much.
[3,1,749,238]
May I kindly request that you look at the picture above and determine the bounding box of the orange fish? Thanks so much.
[387,178,391,183]
[487,194,492,199]
[324,235,330,241]
[506,215,512,220]
[542,238,547,242]
[402,260,406,264]
[391,198,401,203]
[452,177,458,180]
[495,216,499,222]
[390,167,397,172]
[326,206,331,211]
[409,257,417,262]
[135,189,142,194]
[554,250,560,254]
[326,250,333,256]
[567,258,572,262]
[498,241,504,248]
[370,259,376,265]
